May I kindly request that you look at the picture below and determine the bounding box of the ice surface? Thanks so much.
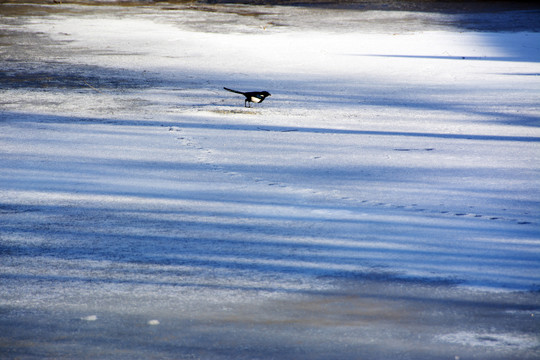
[1,3,539,359]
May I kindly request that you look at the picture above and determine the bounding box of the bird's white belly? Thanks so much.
[250,97,262,103]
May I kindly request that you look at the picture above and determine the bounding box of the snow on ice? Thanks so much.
[1,3,539,359]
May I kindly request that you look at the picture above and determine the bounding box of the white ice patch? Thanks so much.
[437,332,539,351]
[80,315,98,322]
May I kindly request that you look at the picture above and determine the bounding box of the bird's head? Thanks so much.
[262,91,271,97]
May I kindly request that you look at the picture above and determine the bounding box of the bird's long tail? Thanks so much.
[224,87,244,95]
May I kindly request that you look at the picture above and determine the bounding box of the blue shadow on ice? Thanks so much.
[3,112,540,142]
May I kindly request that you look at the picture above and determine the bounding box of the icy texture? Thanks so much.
[1,3,539,359]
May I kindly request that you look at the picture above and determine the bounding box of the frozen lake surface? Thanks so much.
[1,2,539,359]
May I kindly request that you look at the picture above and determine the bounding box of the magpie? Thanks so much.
[224,87,271,107]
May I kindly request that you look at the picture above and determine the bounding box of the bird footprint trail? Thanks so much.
[166,125,535,226]
[167,125,307,192]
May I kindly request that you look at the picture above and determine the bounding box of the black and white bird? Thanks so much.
[224,87,271,107]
